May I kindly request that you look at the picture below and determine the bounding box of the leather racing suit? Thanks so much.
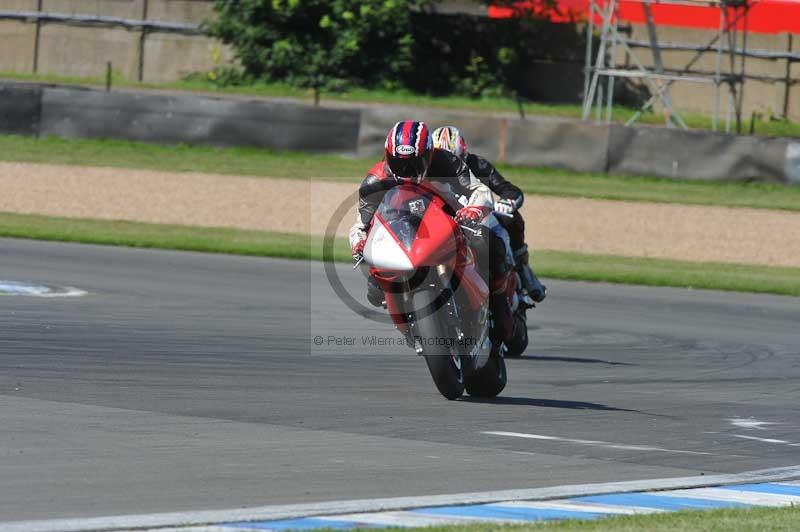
[464,153,546,303]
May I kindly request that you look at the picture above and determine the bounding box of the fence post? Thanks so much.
[784,34,793,120]
[32,0,43,73]
[138,0,149,81]
[497,119,507,164]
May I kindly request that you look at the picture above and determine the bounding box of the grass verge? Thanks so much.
[3,71,799,138]
[375,506,800,531]
[0,212,349,262]
[2,135,800,212]
[1,212,798,297]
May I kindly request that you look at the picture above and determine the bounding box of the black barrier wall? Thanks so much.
[0,85,42,136]
[33,86,361,152]
[40,88,361,152]
[1,83,797,184]
[607,125,790,183]
[357,108,506,161]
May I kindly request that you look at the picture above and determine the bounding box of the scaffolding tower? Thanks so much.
[582,0,753,132]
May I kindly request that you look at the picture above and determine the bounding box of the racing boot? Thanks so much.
[490,273,514,344]
[460,218,514,342]
[514,244,546,303]
[487,228,514,344]
[366,276,385,308]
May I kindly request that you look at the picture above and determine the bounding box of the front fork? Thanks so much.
[434,265,493,371]
[400,266,492,370]
[404,267,461,356]
[436,265,465,344]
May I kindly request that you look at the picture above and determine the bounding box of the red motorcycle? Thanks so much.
[361,184,528,400]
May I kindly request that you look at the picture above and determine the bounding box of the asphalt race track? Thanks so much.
[1,238,799,522]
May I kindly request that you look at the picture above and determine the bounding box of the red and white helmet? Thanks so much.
[385,120,434,183]
[432,126,468,159]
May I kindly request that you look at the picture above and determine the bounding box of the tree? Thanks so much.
[209,0,431,99]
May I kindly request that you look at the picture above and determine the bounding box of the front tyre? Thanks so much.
[412,289,464,400]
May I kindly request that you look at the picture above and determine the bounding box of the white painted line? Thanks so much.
[482,431,711,455]
[728,418,780,430]
[3,465,800,532]
[0,281,87,297]
[659,487,800,507]
[41,287,88,298]
[123,525,238,532]
[732,434,792,445]
[494,500,664,515]
[324,511,517,527]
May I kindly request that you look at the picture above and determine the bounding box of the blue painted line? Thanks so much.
[719,483,800,497]
[573,493,752,511]
[413,504,605,522]
[224,517,378,530]
[219,482,792,531]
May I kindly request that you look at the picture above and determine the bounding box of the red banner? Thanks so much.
[489,0,800,33]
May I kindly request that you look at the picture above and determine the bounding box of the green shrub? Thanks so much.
[208,0,431,92]
[207,1,586,101]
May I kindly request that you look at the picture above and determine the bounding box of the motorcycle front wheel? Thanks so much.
[412,288,464,400]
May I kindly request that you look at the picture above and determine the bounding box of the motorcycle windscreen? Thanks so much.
[374,188,431,252]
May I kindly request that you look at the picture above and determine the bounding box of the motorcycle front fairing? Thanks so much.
[365,186,458,271]
[363,186,489,335]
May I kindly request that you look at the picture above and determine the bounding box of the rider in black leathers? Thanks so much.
[432,126,546,303]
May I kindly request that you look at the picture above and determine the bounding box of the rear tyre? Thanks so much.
[465,349,507,398]
[505,310,529,358]
[413,289,464,400]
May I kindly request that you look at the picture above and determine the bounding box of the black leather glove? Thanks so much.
[459,218,483,238]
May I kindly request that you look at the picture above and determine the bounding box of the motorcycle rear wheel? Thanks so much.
[413,288,464,400]
[504,310,529,358]
[465,349,507,398]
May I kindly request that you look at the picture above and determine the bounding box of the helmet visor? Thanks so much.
[388,156,429,182]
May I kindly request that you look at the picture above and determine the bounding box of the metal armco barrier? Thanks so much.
[0,10,204,34]
[0,82,794,184]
